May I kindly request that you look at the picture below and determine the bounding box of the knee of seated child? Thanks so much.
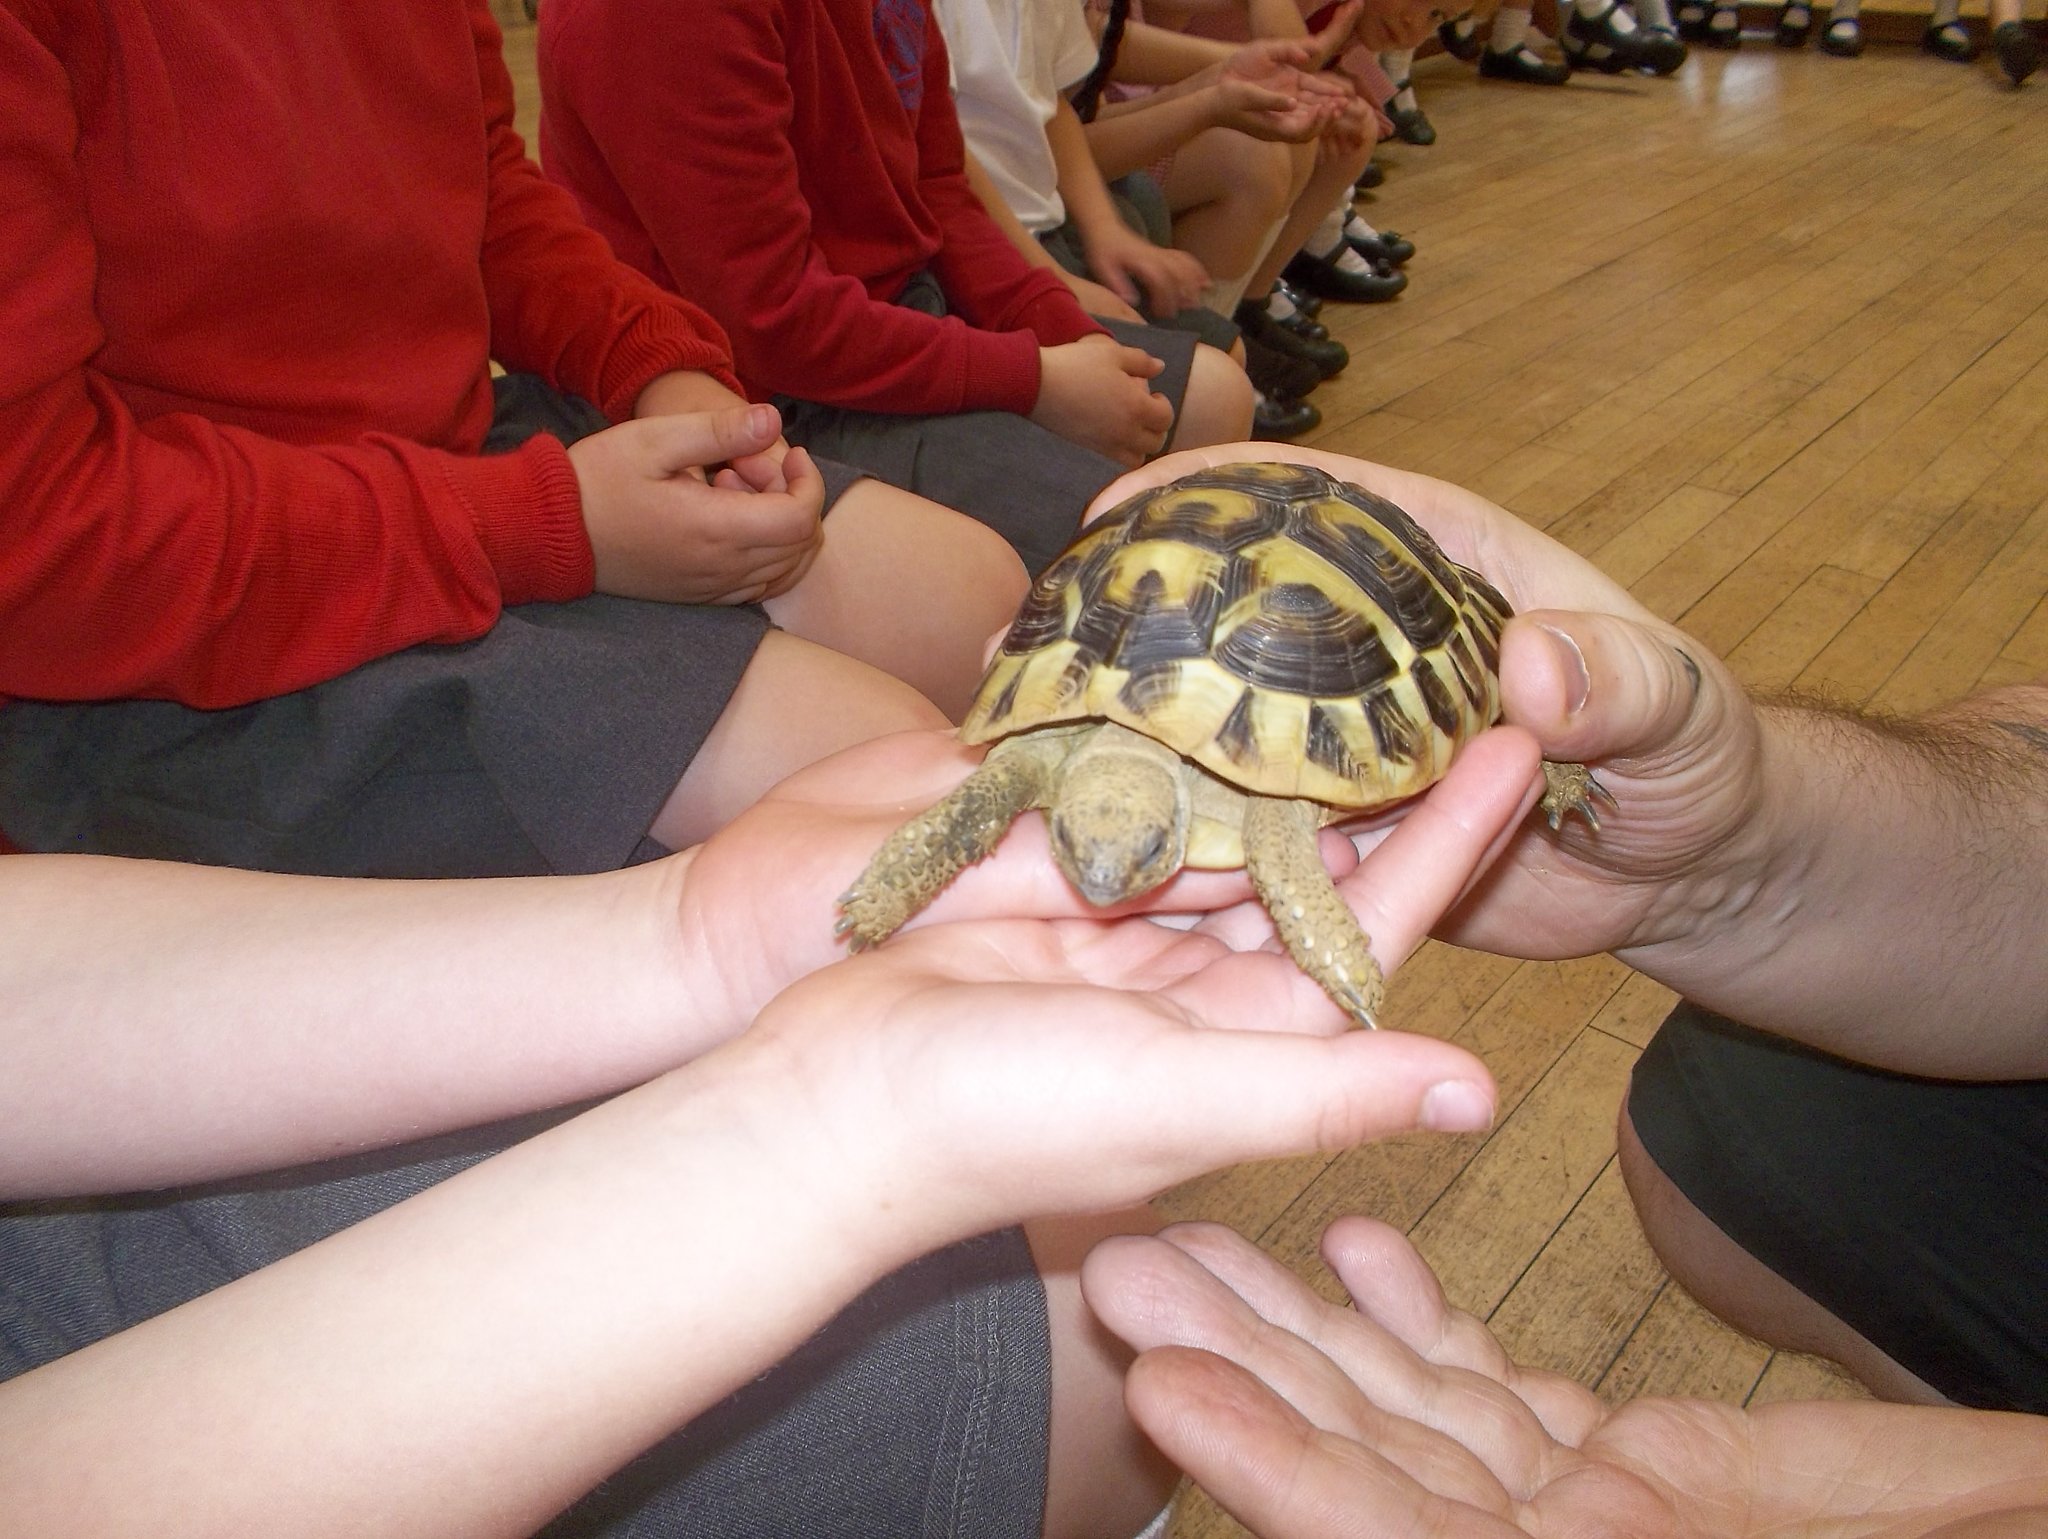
[1173,343,1258,449]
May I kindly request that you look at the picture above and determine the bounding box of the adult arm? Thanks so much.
[1092,446,2048,1078]
[1087,1219,2048,1539]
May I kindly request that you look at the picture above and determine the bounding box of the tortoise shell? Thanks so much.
[960,461,1514,811]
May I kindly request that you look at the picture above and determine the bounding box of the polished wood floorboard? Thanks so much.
[491,13,2046,1533]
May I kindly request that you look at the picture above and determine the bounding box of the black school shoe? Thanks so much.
[1564,2,1684,70]
[1819,14,1863,52]
[1994,18,2041,81]
[1234,299,1349,379]
[1776,2,1814,46]
[1386,87,1437,146]
[1344,213,1415,267]
[1284,248,1408,304]
[1479,44,1574,83]
[1439,15,1486,59]
[1253,390,1322,439]
[1243,332,1323,402]
[1922,20,1978,60]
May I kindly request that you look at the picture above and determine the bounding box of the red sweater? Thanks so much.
[0,0,741,710]
[537,0,1103,418]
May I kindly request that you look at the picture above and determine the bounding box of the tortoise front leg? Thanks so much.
[1539,760,1616,832]
[835,734,1066,949]
[1242,795,1383,1029]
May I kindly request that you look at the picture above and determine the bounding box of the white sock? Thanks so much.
[1129,1503,1175,1539]
[1489,6,1531,49]
[1577,0,1638,33]
[1448,10,1478,40]
[1382,48,1417,109]
[1305,218,1374,276]
[1265,285,1301,321]
[1929,0,1961,25]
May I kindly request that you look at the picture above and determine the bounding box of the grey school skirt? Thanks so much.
[0,378,1056,1534]
[0,376,845,877]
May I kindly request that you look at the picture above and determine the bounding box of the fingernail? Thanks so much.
[1536,623,1591,714]
[747,403,774,437]
[1419,1080,1495,1133]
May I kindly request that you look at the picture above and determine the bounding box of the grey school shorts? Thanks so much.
[1627,1001,2048,1412]
[0,1120,1051,1537]
[774,268,1203,577]
[0,375,852,877]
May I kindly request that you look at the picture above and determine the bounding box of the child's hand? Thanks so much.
[569,405,824,605]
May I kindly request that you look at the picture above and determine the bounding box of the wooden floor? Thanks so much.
[493,14,2048,1534]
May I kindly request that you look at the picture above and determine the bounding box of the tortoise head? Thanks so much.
[1046,726,1189,906]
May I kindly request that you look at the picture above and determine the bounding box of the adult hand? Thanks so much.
[1080,222,1213,318]
[672,717,1541,1055]
[1033,335,1176,466]
[1086,445,1770,969]
[1083,1219,2048,1539]
[570,404,824,604]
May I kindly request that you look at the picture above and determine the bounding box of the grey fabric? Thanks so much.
[1037,207,1242,358]
[773,267,1200,578]
[0,373,892,877]
[0,1133,1051,1537]
[1629,1001,2048,1413]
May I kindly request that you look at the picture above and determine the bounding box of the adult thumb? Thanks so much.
[638,403,783,477]
[1498,609,1733,772]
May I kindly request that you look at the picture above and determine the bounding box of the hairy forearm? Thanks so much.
[0,853,701,1195]
[1624,682,2048,1076]
[0,1047,901,1538]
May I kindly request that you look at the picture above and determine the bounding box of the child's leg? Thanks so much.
[649,631,948,850]
[1160,129,1297,313]
[1163,342,1257,451]
[1029,1206,1183,1539]
[762,478,1029,721]
[1243,135,1375,306]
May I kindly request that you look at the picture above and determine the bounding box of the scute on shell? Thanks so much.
[960,462,1513,811]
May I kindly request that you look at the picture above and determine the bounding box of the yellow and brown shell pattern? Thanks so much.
[961,462,1513,812]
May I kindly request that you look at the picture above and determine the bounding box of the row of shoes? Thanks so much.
[1239,213,1415,440]
[1683,4,2038,80]
[1427,3,1687,93]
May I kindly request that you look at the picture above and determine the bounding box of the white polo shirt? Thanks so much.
[934,0,1101,234]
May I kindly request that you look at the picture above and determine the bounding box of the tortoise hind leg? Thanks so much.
[836,734,1065,948]
[1243,796,1383,1029]
[1539,760,1615,832]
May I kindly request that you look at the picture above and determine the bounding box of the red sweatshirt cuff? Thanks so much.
[1011,286,1110,349]
[963,328,1054,415]
[596,311,749,422]
[446,437,595,606]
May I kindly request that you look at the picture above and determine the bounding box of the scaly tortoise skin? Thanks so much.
[837,461,1604,1026]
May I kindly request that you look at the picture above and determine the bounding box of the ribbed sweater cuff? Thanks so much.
[451,437,595,605]
[598,316,748,421]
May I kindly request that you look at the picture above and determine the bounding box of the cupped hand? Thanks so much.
[730,925,1501,1263]
[1084,1219,2048,1539]
[571,404,824,604]
[1088,445,1774,965]
[672,719,1541,1053]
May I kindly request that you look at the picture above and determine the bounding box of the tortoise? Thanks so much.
[835,461,1604,1027]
